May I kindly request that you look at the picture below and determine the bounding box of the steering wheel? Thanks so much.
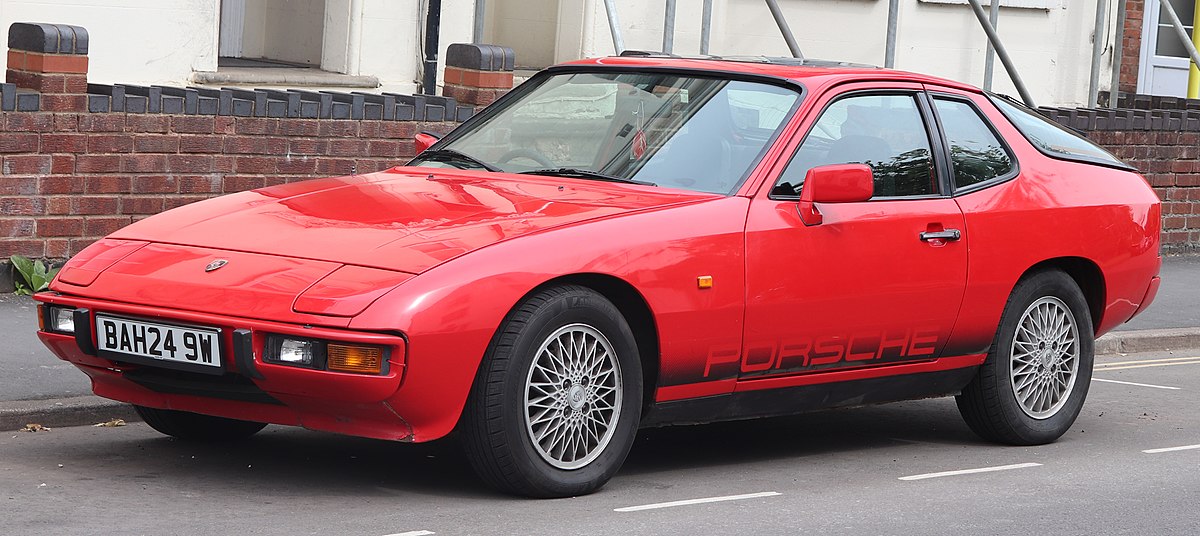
[496,148,555,167]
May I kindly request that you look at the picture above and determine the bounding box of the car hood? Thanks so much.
[110,166,718,274]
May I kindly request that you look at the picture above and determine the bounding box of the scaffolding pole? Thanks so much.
[473,0,485,43]
[700,0,714,55]
[765,0,804,60]
[885,0,899,68]
[983,0,999,90]
[602,0,625,54]
[966,0,1035,107]
[663,0,676,54]
[1087,0,1107,107]
[1109,0,1127,107]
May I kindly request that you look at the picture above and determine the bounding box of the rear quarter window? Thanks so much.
[989,96,1132,170]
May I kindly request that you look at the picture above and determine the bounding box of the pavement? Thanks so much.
[1,254,1198,431]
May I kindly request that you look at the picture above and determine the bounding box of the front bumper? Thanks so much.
[36,293,414,441]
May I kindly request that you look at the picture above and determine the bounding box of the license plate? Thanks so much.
[95,315,222,369]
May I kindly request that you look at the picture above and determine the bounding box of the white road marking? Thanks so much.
[898,462,1042,481]
[1096,356,1200,367]
[1142,444,1200,454]
[614,491,781,512]
[383,531,435,536]
[1095,358,1200,372]
[1092,378,1181,390]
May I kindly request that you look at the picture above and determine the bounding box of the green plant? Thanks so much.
[9,255,58,295]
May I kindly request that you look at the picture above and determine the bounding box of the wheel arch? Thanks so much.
[521,273,661,413]
[1018,257,1105,334]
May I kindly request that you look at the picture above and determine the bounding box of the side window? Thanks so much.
[933,98,1014,189]
[774,94,936,198]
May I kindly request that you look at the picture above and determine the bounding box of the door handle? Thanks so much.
[919,229,961,241]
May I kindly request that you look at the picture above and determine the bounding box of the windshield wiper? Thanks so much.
[416,148,500,172]
[518,167,656,186]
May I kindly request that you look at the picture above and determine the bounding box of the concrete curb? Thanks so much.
[3,328,1197,432]
[1096,327,1200,356]
[0,395,139,432]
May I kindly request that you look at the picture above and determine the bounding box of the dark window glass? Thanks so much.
[775,94,935,198]
[991,96,1127,167]
[933,98,1013,189]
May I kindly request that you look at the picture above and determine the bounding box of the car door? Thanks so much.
[735,84,968,383]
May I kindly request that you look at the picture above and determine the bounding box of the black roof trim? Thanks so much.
[617,50,878,69]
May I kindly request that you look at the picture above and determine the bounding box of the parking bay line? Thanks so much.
[1143,444,1200,454]
[898,462,1042,481]
[1095,357,1200,372]
[614,491,781,512]
[1092,378,1181,390]
[383,531,435,536]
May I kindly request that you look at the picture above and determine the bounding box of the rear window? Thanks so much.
[990,96,1130,169]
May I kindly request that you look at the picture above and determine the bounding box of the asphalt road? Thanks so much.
[2,348,1197,536]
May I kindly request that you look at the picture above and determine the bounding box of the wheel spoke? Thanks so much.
[1009,296,1081,420]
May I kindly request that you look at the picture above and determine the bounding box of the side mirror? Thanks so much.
[414,131,441,154]
[797,163,874,226]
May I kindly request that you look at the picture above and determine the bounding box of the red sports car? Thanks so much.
[35,56,1161,498]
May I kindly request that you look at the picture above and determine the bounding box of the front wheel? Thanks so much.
[134,406,267,441]
[956,270,1094,445]
[461,286,643,498]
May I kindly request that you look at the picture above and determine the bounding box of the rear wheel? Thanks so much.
[956,270,1094,445]
[134,406,267,441]
[462,285,642,498]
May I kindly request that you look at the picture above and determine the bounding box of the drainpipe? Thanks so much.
[422,0,442,95]
[348,0,363,75]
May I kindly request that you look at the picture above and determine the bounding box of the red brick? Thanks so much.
[83,216,132,237]
[167,154,214,173]
[397,140,416,159]
[1177,174,1200,187]
[458,68,513,89]
[1164,216,1186,229]
[355,159,394,173]
[213,156,236,173]
[84,175,131,194]
[316,159,355,175]
[0,196,45,215]
[368,140,403,157]
[329,139,368,156]
[77,114,125,132]
[88,134,134,153]
[276,157,316,174]
[223,136,268,154]
[39,175,82,195]
[53,113,79,131]
[222,175,265,192]
[164,196,209,210]
[40,133,87,153]
[134,135,180,153]
[235,118,278,135]
[35,217,82,237]
[0,218,34,237]
[121,154,168,173]
[172,116,216,134]
[120,196,165,215]
[0,239,45,257]
[44,238,69,257]
[72,197,120,215]
[0,133,38,153]
[126,115,170,133]
[278,120,320,137]
[1,176,37,195]
[318,122,357,137]
[178,175,222,193]
[287,138,327,155]
[179,135,223,153]
[358,122,382,138]
[40,94,87,113]
[234,156,275,174]
[215,116,235,135]
[131,175,178,194]
[45,195,70,213]
[3,155,52,175]
[378,122,416,139]
[7,70,65,92]
[75,155,120,173]
[6,113,55,132]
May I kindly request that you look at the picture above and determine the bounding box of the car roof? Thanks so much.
[558,54,979,93]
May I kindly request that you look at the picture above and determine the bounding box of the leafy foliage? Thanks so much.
[9,255,58,295]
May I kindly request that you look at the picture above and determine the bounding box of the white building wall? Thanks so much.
[0,0,220,86]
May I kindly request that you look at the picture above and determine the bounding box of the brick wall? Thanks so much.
[1119,0,1145,94]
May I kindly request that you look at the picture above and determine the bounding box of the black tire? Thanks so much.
[956,270,1095,445]
[134,405,267,441]
[461,285,643,498]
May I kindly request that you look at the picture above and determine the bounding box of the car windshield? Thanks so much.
[409,71,802,194]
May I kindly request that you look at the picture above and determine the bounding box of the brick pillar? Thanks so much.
[443,43,515,108]
[7,22,89,112]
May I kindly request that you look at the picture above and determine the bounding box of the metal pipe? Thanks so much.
[602,0,625,54]
[700,0,713,55]
[885,0,899,68]
[765,0,803,60]
[421,0,442,95]
[1158,0,1200,79]
[663,0,676,54]
[1109,0,1126,107]
[966,0,1035,107]
[983,0,999,90]
[1088,0,1108,108]
[473,0,485,44]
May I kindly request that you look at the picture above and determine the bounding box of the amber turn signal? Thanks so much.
[326,343,384,374]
